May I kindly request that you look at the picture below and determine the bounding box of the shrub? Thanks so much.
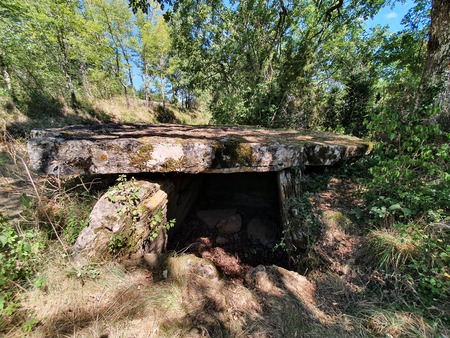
[0,214,45,316]
[363,106,450,301]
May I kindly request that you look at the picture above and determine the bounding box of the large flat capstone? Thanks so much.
[27,124,373,176]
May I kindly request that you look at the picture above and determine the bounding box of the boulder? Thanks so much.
[72,180,170,265]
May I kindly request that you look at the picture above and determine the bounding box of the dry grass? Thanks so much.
[1,95,211,137]
[17,250,183,337]
[0,132,37,224]
[357,306,447,338]
[92,98,211,125]
[5,250,373,338]
[91,98,156,124]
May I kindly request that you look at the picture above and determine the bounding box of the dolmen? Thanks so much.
[27,124,372,265]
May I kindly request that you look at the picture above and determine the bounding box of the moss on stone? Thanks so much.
[213,137,258,168]
[234,143,257,165]
[160,157,186,171]
[130,144,154,169]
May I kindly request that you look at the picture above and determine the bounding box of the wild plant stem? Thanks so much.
[18,155,68,255]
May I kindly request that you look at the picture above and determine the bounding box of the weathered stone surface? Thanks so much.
[217,214,242,235]
[27,124,373,176]
[72,180,169,265]
[276,168,310,255]
[168,175,203,229]
[247,216,278,247]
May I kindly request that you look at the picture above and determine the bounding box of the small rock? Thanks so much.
[196,209,237,229]
[247,216,278,247]
[143,253,161,268]
[215,236,229,245]
[245,265,278,293]
[168,254,219,281]
[245,265,316,303]
[217,214,242,234]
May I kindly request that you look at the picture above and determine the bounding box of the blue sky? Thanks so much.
[365,0,415,32]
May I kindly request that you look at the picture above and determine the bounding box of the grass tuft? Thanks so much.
[363,229,419,271]
[359,307,445,338]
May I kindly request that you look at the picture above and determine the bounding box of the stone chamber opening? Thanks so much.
[164,171,289,277]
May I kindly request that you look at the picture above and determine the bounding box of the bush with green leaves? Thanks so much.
[0,214,45,316]
[363,106,450,300]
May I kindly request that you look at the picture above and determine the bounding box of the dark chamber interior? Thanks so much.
[167,172,289,274]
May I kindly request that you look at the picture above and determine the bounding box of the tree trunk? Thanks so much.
[126,56,134,96]
[122,81,130,107]
[160,72,165,109]
[101,7,130,108]
[57,31,78,108]
[0,51,15,102]
[418,0,450,114]
[120,45,135,100]
[80,61,93,98]
[0,51,17,111]
[144,62,151,107]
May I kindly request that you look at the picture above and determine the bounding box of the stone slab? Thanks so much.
[27,124,373,176]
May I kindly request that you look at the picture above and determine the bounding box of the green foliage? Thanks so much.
[63,204,90,244]
[106,175,175,255]
[22,317,39,333]
[106,175,142,255]
[363,106,450,300]
[0,214,44,316]
[167,0,404,130]
[407,219,450,299]
[149,211,175,240]
[108,232,130,255]
[365,107,450,222]
[0,0,431,131]
[276,194,322,259]
[106,174,142,223]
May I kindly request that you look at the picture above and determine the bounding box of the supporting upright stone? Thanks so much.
[72,180,172,265]
[277,168,309,257]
